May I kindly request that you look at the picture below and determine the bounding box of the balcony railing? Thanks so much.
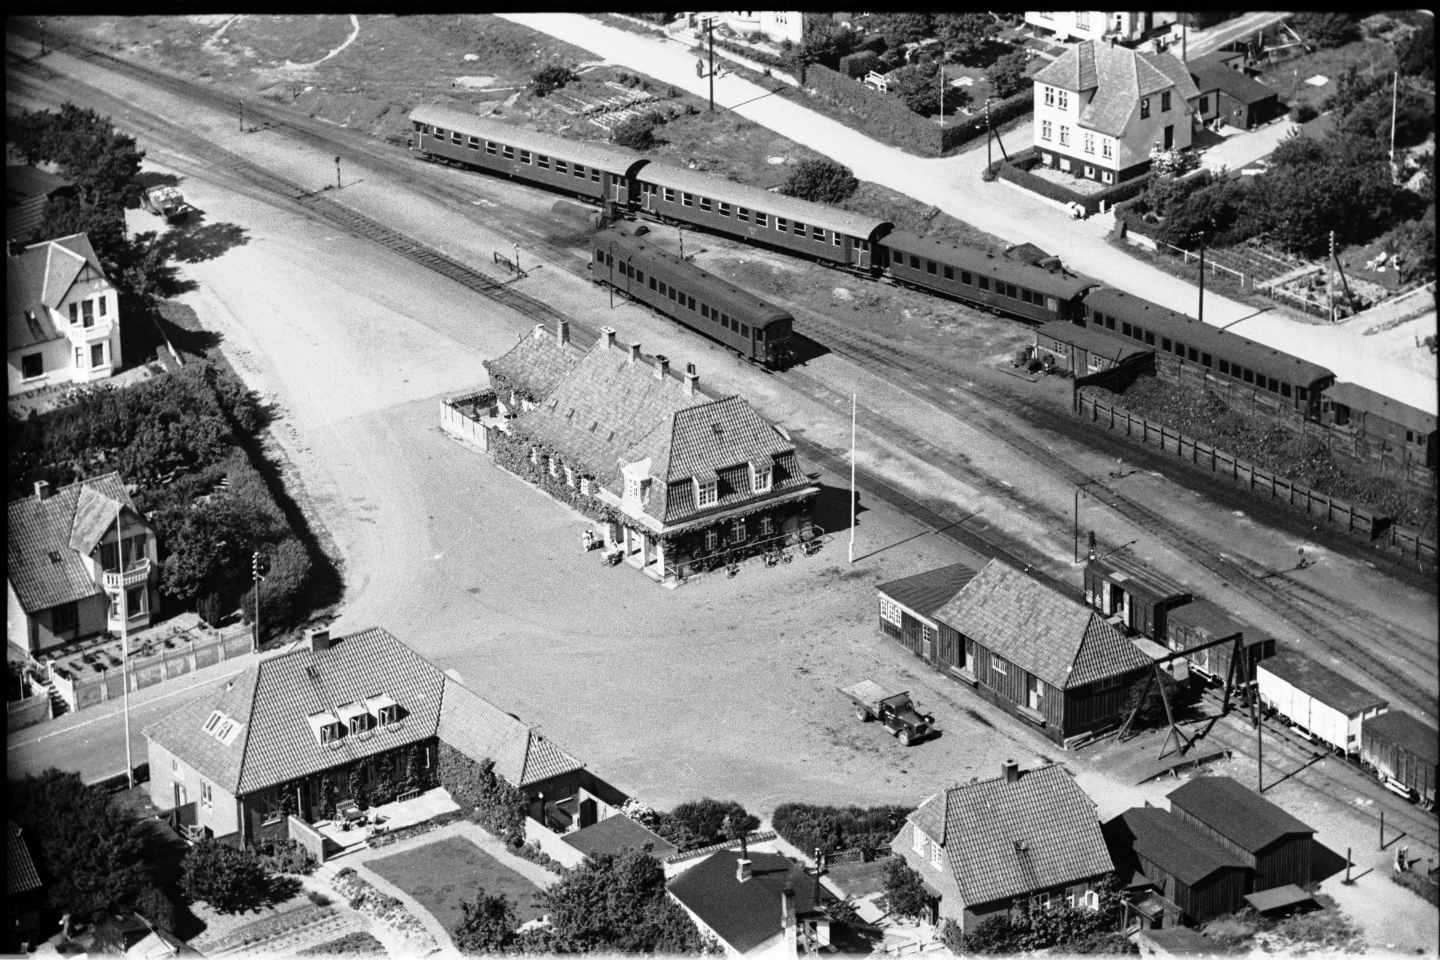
[103,557,151,590]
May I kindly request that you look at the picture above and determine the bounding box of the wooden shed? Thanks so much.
[1083,554,1191,641]
[1167,777,1314,892]
[876,563,980,666]
[1105,806,1252,925]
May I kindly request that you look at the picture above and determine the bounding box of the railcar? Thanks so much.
[1078,287,1337,418]
[879,231,1096,324]
[632,162,892,270]
[409,105,647,204]
[1359,710,1438,808]
[589,229,793,368]
[1163,599,1274,687]
[1256,650,1388,756]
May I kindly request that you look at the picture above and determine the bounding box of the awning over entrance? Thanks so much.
[1243,884,1317,915]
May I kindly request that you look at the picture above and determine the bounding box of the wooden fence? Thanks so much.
[46,631,253,713]
[1075,394,1437,566]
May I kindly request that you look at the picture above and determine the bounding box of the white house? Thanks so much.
[1025,11,1177,45]
[6,233,122,396]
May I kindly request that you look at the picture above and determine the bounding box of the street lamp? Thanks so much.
[608,240,616,309]
[1073,484,1089,564]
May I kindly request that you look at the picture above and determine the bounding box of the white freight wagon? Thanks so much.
[1256,650,1388,756]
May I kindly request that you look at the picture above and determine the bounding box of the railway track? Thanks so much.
[11,27,1433,719]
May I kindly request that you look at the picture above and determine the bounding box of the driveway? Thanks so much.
[497,13,1436,415]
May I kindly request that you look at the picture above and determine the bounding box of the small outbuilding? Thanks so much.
[1188,52,1283,129]
[1167,776,1315,892]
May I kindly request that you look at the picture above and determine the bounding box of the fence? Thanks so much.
[1075,393,1437,566]
[522,816,588,869]
[994,147,1153,216]
[46,630,254,714]
[663,830,779,867]
[439,391,498,453]
[1153,239,1252,289]
[7,691,51,730]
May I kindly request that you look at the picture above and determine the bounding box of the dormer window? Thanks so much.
[308,710,344,746]
[370,694,399,726]
[319,723,341,744]
[751,464,772,494]
[338,700,373,735]
[204,710,223,733]
[695,478,718,508]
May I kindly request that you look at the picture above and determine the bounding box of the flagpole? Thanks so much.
[848,394,856,565]
[116,504,134,789]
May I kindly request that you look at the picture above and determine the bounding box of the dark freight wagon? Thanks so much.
[1360,710,1438,808]
[1083,554,1191,642]
[1165,599,1274,686]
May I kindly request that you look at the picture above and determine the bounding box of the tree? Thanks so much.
[453,887,518,953]
[9,103,144,209]
[611,114,659,150]
[1288,12,1359,49]
[889,63,944,117]
[1338,88,1436,151]
[181,840,271,914]
[654,799,759,851]
[882,859,932,921]
[1155,177,1256,249]
[870,12,934,51]
[538,851,707,954]
[988,48,1034,99]
[8,769,178,925]
[1396,28,1434,83]
[531,66,577,97]
[934,12,999,65]
[780,159,859,205]
[788,16,857,71]
[1257,131,1408,256]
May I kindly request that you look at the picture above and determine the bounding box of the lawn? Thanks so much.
[367,836,547,930]
[1258,38,1398,110]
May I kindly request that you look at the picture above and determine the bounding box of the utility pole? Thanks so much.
[1073,485,1087,563]
[116,506,134,789]
[704,18,716,112]
[985,97,994,172]
[1389,70,1398,170]
[848,393,857,565]
[334,155,342,190]
[251,550,265,653]
[1328,230,1336,323]
[239,100,245,133]
[1181,15,1187,63]
[1197,238,1205,324]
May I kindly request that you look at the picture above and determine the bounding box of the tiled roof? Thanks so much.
[6,821,42,896]
[1034,41,1192,138]
[1325,382,1436,434]
[877,563,980,620]
[1167,777,1314,854]
[933,559,1150,689]
[7,472,137,614]
[1145,50,1200,103]
[437,675,583,787]
[143,666,262,794]
[484,324,584,402]
[1258,650,1388,717]
[562,814,679,862]
[919,765,1113,907]
[5,166,73,246]
[1189,54,1277,106]
[68,483,128,555]
[1110,807,1249,886]
[6,233,105,349]
[668,850,831,953]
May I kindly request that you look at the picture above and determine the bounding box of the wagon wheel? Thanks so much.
[855,708,871,722]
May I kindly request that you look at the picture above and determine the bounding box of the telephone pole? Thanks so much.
[1196,237,1205,324]
[703,18,716,112]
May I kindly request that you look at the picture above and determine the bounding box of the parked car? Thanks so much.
[840,679,935,746]
[141,185,191,222]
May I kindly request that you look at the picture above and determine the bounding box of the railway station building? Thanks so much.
[485,320,820,583]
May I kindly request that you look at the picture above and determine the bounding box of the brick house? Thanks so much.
[486,320,820,581]
[143,626,623,848]
[1165,777,1315,893]
[7,233,122,396]
[1031,38,1199,183]
[878,558,1152,745]
[890,762,1114,930]
[7,474,160,658]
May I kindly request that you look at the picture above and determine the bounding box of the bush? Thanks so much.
[1288,12,1359,48]
[258,838,317,876]
[307,890,332,907]
[988,48,1034,99]
[882,859,932,920]
[181,840,272,914]
[531,66,577,97]
[780,158,859,204]
[653,799,758,851]
[611,114,659,150]
[1290,102,1319,123]
[436,745,527,842]
[453,887,519,953]
[771,803,912,857]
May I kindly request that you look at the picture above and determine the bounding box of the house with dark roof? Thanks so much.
[6,165,75,246]
[6,820,46,951]
[7,474,160,657]
[1023,12,1179,46]
[880,558,1152,744]
[668,848,836,957]
[891,762,1115,930]
[7,233,121,396]
[143,626,626,849]
[1031,38,1200,183]
[1103,805,1251,926]
[1319,381,1438,472]
[1166,777,1315,892]
[1188,51,1282,130]
[876,562,979,662]
[485,320,820,581]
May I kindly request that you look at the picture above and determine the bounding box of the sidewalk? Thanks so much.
[496,13,1435,415]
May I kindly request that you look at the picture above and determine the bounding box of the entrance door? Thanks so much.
[1163,125,1174,149]
[174,782,187,807]
[1026,674,1043,711]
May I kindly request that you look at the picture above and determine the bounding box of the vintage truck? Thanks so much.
[141,185,191,222]
[840,680,935,746]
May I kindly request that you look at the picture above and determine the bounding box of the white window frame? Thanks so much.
[1058,125,1070,147]
[1101,139,1113,159]
[751,464,772,493]
[705,528,719,552]
[930,842,944,869]
[1041,120,1052,142]
[912,827,927,856]
[201,781,213,808]
[696,478,718,508]
[1057,89,1069,110]
[1044,86,1055,106]
[879,596,902,625]
[1083,132,1094,155]
[1084,889,1099,911]
[992,657,1007,676]
[730,518,746,542]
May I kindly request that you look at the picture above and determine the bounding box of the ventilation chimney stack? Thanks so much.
[1002,759,1021,782]
[601,326,617,349]
[684,370,699,396]
[308,628,333,652]
[628,342,642,364]
[556,318,570,345]
[531,323,546,340]
[34,480,51,501]
[654,354,669,380]
[736,857,752,882]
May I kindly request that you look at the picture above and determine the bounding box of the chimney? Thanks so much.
[531,323,546,340]
[1002,759,1021,782]
[780,887,798,953]
[556,318,570,346]
[654,354,669,380]
[601,325,617,349]
[736,857,752,882]
[34,480,52,501]
[628,342,642,364]
[307,628,332,652]
[685,364,699,396]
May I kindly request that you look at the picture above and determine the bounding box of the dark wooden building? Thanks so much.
[1167,777,1314,892]
[1165,599,1274,686]
[877,563,980,663]
[1188,52,1282,130]
[1105,805,1251,925]
[879,559,1152,745]
[1083,554,1191,641]
[1320,381,1437,473]
[1033,320,1152,381]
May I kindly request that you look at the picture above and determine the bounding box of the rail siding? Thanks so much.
[1075,394,1437,567]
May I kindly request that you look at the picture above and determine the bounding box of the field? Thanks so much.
[367,836,547,930]
[1258,37,1398,111]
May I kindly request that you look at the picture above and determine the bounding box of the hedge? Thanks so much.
[991,146,1155,215]
[436,743,528,843]
[772,803,913,858]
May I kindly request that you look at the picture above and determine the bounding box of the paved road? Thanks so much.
[1183,11,1291,59]
[497,13,1436,415]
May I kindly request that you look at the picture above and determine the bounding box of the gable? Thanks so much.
[6,472,137,613]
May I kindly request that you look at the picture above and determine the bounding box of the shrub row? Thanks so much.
[772,803,912,858]
[436,743,528,843]
[364,809,466,849]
